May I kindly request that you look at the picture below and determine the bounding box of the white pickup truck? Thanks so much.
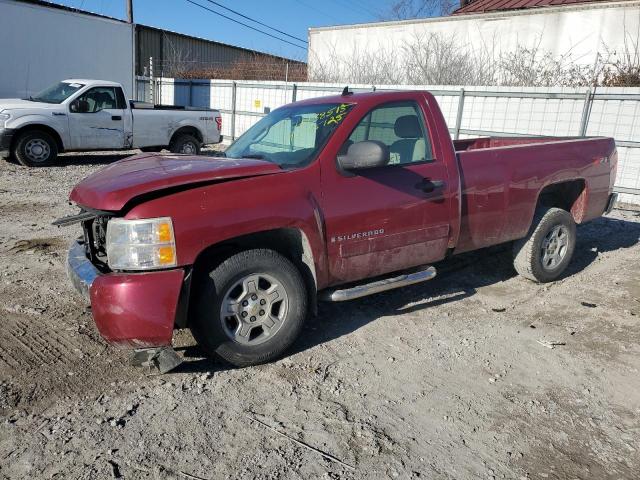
[0,79,222,166]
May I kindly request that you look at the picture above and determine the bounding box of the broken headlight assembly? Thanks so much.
[106,217,177,271]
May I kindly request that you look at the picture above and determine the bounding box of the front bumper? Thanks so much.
[67,240,185,347]
[0,128,15,158]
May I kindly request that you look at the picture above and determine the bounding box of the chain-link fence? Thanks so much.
[136,76,640,204]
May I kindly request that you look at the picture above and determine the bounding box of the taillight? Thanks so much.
[215,116,222,132]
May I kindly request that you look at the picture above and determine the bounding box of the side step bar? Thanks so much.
[320,266,437,302]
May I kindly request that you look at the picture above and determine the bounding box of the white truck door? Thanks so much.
[68,86,125,150]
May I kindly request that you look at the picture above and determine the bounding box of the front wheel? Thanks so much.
[170,134,200,155]
[513,207,576,283]
[192,249,308,367]
[13,130,58,167]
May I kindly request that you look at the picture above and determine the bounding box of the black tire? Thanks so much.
[140,146,164,153]
[169,134,200,155]
[513,207,576,283]
[192,249,308,367]
[13,130,58,167]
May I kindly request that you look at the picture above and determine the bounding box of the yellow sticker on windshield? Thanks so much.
[317,103,354,127]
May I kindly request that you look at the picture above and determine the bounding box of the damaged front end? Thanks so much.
[55,207,184,373]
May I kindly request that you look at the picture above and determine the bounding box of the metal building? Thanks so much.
[135,25,305,78]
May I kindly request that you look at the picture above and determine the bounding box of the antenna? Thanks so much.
[341,86,353,96]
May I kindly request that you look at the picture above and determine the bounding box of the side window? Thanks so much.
[75,87,118,113]
[343,102,434,165]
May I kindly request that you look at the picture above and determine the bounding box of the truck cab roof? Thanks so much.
[62,79,123,87]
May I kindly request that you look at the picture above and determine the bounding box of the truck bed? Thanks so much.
[453,136,617,254]
[453,136,569,152]
[129,100,214,111]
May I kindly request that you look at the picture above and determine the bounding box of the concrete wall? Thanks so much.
[308,1,640,81]
[0,0,134,99]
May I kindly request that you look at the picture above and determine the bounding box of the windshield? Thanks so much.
[30,82,85,104]
[224,102,355,168]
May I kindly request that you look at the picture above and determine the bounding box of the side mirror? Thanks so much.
[71,99,89,113]
[338,140,390,171]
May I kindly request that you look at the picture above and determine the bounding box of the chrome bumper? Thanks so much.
[67,240,100,301]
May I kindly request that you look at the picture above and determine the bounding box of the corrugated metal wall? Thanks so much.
[136,25,303,76]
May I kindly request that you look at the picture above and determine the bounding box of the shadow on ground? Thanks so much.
[173,214,640,374]
[54,147,223,167]
[55,152,137,167]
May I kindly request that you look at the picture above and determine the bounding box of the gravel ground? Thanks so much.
[0,149,639,480]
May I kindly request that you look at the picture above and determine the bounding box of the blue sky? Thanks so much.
[50,0,396,60]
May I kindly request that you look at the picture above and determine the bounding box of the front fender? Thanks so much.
[123,164,330,288]
[7,114,69,148]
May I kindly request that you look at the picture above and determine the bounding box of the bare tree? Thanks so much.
[601,25,640,86]
[382,0,458,20]
[402,32,497,85]
[308,29,640,88]
[162,33,194,78]
[496,37,597,87]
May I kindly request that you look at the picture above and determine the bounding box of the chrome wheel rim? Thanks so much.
[180,142,196,154]
[541,225,569,270]
[220,273,289,346]
[24,139,50,162]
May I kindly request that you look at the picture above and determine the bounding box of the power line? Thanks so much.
[202,0,307,44]
[296,0,342,23]
[329,0,377,20]
[184,0,307,50]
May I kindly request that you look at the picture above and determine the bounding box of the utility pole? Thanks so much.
[126,0,133,23]
[127,0,134,100]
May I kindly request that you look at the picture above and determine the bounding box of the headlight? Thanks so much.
[106,217,177,270]
[0,113,10,126]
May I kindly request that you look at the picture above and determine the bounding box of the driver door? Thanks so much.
[320,100,453,284]
[68,86,125,150]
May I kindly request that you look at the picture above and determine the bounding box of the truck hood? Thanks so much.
[70,154,284,211]
[0,98,58,111]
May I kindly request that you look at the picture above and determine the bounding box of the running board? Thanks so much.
[320,266,437,302]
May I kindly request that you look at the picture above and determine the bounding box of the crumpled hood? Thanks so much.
[0,99,57,111]
[70,153,283,211]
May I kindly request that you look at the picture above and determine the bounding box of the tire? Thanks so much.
[513,207,576,283]
[13,130,58,167]
[169,134,200,155]
[140,146,164,153]
[192,249,308,367]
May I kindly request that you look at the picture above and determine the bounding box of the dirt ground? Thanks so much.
[0,148,639,480]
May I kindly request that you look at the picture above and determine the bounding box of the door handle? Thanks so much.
[111,115,122,121]
[416,178,445,193]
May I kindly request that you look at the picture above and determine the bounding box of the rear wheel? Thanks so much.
[192,249,308,367]
[13,130,58,167]
[513,207,576,283]
[170,134,200,155]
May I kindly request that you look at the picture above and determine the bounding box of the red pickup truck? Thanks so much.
[60,90,618,371]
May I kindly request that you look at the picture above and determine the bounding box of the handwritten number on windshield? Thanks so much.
[317,104,354,127]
